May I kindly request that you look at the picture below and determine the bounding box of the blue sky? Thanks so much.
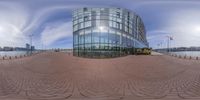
[0,0,200,49]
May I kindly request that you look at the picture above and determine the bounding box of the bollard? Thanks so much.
[9,56,11,60]
[189,56,192,60]
[184,55,186,59]
[3,56,5,60]
[196,57,198,60]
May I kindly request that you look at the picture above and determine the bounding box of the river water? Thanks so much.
[0,51,35,57]
[171,51,200,57]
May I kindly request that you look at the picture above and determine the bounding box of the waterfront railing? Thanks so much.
[169,53,199,60]
[0,51,45,60]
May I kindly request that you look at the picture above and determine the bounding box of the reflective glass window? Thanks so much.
[85,44,91,51]
[74,34,78,45]
[96,15,100,19]
[85,21,91,28]
[85,29,91,34]
[92,33,99,43]
[85,34,91,43]
[79,23,84,29]
[84,16,89,21]
[116,12,120,18]
[109,21,112,27]
[73,25,78,32]
[74,20,78,25]
[100,32,108,43]
[116,32,121,45]
[96,20,101,26]
[109,33,116,44]
[79,18,84,23]
[116,22,120,29]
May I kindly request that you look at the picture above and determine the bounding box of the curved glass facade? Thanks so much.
[73,7,148,58]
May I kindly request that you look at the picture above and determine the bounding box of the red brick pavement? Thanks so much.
[0,52,200,100]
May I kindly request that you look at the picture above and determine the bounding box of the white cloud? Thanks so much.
[41,21,72,46]
[0,2,29,47]
[163,10,200,47]
[22,5,81,35]
[0,1,80,48]
[147,9,200,48]
[1,0,200,49]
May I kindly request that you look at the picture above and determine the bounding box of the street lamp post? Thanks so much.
[166,36,173,53]
[29,34,33,55]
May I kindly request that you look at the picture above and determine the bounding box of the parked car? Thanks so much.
[136,48,151,55]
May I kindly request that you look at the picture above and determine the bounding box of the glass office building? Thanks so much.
[73,7,148,58]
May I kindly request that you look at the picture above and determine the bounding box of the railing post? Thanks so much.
[189,56,192,60]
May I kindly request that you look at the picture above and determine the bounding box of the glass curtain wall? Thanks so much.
[73,7,148,58]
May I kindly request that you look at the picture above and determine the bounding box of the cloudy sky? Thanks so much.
[0,0,200,49]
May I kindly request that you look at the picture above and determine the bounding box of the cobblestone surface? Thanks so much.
[0,52,200,100]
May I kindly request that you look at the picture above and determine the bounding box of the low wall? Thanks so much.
[169,53,199,60]
[0,51,45,60]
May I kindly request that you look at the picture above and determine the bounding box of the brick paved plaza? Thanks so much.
[0,52,200,100]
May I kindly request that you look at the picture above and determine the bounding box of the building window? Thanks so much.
[112,21,116,28]
[109,16,113,21]
[84,16,89,21]
[95,20,101,26]
[116,12,120,18]
[109,21,112,27]
[85,34,91,43]
[78,18,84,23]
[85,21,91,28]
[85,29,91,34]
[74,34,78,45]
[79,23,84,29]
[83,8,88,12]
[79,30,84,35]
[116,18,121,23]
[73,20,78,25]
[116,22,120,29]
[73,25,78,32]
[92,33,99,43]
[125,26,128,32]
[96,16,100,19]
[100,32,108,43]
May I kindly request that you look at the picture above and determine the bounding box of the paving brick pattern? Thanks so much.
[0,52,200,100]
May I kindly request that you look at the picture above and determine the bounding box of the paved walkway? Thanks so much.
[0,52,200,100]
[151,51,163,56]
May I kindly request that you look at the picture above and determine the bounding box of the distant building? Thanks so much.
[26,43,30,50]
[14,47,27,51]
[31,46,35,51]
[155,47,200,52]
[3,47,13,51]
[0,44,36,51]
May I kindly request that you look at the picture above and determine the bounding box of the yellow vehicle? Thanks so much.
[136,48,151,55]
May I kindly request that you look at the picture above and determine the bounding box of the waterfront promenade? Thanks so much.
[0,52,200,100]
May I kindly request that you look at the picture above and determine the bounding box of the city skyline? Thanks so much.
[0,0,200,49]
